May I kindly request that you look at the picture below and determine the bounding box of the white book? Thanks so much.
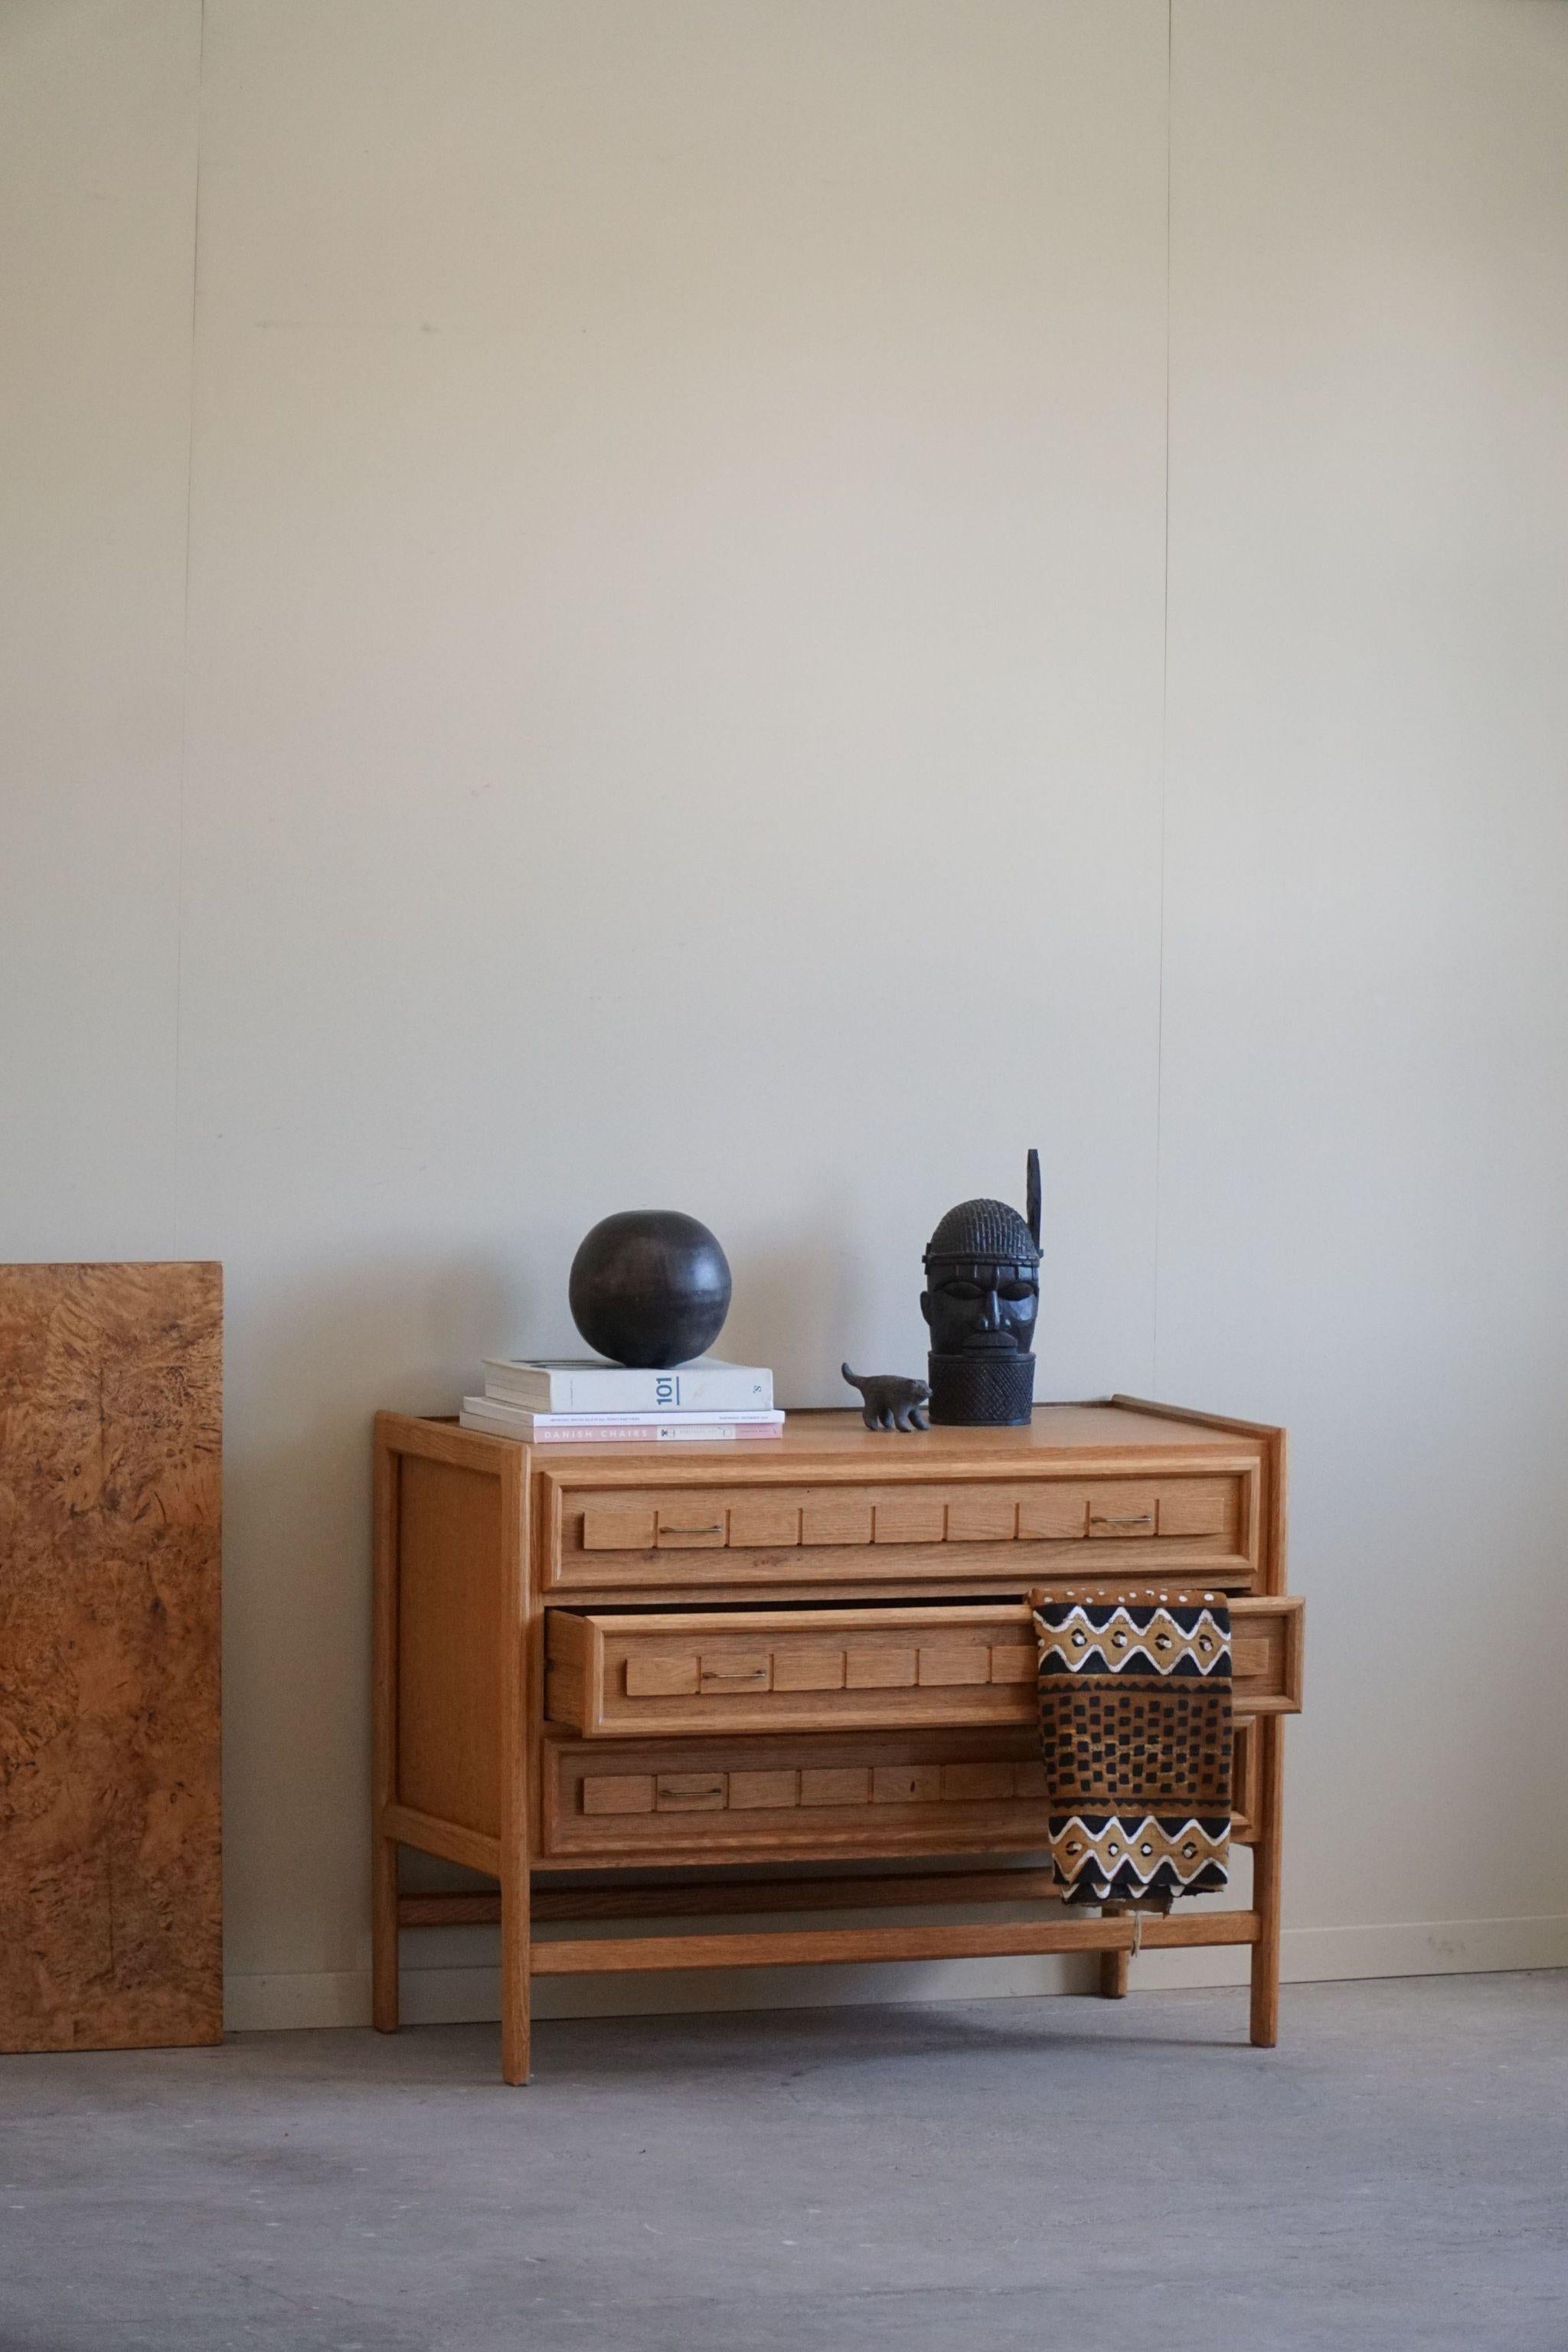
[459,1409,783,1446]
[461,1397,783,1430]
[482,1355,773,1413]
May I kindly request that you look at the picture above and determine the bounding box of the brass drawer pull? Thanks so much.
[661,1523,723,1537]
[1093,1513,1152,1528]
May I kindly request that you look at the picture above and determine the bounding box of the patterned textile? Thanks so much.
[1033,1595,1233,1907]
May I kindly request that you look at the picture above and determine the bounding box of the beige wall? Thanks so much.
[1160,0,1568,1975]
[4,0,1565,2029]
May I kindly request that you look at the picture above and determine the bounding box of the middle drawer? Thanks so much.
[546,1596,1302,1738]
[547,1603,1032,1738]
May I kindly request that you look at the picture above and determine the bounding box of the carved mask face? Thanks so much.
[921,1258,1039,1357]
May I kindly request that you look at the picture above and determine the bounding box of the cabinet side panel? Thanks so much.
[0,1262,223,2053]
[397,1455,502,1838]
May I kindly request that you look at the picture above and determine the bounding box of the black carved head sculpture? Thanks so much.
[920,1150,1041,1426]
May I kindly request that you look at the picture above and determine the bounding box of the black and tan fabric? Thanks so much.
[1033,1594,1233,1907]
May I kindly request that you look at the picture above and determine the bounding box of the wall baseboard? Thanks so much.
[223,1911,1568,2034]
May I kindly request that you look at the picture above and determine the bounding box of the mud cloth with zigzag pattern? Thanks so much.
[1033,1594,1233,1907]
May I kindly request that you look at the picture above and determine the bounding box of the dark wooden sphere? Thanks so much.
[568,1210,732,1369]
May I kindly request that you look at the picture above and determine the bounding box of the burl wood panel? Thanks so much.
[0,1263,222,2052]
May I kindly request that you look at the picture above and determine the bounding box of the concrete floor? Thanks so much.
[2,1975,1565,2352]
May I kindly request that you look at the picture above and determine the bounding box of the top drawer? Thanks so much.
[541,1464,1262,1592]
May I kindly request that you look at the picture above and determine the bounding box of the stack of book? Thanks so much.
[459,1356,782,1445]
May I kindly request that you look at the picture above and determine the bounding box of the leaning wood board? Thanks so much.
[0,1263,223,2052]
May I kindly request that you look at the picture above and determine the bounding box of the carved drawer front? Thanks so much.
[544,1593,1302,1740]
[544,1466,1260,1592]
[547,1604,1034,1739]
[1228,1594,1305,1715]
[541,1729,1054,1860]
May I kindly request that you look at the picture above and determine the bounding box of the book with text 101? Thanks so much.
[482,1357,773,1413]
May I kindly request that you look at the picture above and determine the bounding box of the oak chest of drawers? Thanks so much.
[373,1397,1299,2083]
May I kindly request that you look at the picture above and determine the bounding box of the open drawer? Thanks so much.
[544,1593,1302,1740]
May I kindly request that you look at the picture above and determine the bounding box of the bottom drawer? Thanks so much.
[541,1722,1261,1863]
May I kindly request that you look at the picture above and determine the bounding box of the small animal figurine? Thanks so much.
[841,1364,930,1432]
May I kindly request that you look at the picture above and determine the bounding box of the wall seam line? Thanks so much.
[172,0,207,1259]
[1152,0,1174,1396]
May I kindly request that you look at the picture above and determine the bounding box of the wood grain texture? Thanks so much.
[0,1263,222,2053]
[1250,1713,1287,2048]
[1099,1905,1132,1998]
[395,1454,504,1838]
[483,1401,1254,1461]
[399,1867,1069,1927]
[381,1802,500,1877]
[498,1439,531,2083]
[531,1909,1261,1977]
[371,1423,400,2034]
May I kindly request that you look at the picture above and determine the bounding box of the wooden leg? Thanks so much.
[498,1444,531,2085]
[500,1857,531,2085]
[373,1424,537,2078]
[372,1833,400,2033]
[1250,1715,1285,2048]
[1099,1903,1130,1997]
[371,1429,400,2037]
